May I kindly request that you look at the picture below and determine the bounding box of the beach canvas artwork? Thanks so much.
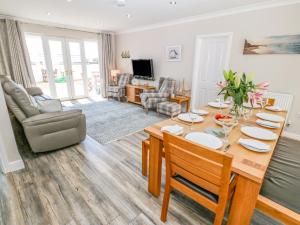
[243,35,300,54]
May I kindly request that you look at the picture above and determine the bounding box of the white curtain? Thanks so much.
[0,19,35,87]
[98,33,116,97]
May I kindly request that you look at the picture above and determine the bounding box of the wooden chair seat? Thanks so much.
[160,132,237,225]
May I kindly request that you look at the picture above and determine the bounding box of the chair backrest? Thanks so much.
[158,78,176,95]
[163,132,233,196]
[118,73,132,87]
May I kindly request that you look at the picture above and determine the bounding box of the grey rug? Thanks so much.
[66,100,167,144]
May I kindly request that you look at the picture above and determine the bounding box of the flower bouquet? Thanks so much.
[217,70,269,118]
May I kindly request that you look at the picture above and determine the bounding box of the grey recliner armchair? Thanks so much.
[140,77,176,112]
[0,75,86,153]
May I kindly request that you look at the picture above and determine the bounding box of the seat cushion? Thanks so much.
[173,175,219,203]
[107,86,120,92]
[3,80,40,117]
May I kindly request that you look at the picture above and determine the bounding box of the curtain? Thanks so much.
[98,33,116,97]
[0,19,35,88]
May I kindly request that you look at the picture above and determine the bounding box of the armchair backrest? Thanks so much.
[0,75,40,122]
[158,78,176,95]
[117,73,132,87]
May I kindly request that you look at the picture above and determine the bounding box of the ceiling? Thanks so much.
[0,0,296,32]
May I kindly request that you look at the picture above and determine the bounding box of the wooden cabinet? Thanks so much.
[126,84,156,105]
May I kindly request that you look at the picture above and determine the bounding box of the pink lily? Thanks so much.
[257,82,269,90]
[217,81,227,89]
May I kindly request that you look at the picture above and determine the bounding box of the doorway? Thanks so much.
[25,34,101,100]
[191,33,233,110]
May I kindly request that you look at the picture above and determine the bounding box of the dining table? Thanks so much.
[144,105,287,225]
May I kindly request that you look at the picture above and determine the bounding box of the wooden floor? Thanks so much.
[0,131,217,225]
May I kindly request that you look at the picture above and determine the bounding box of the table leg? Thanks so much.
[148,136,163,197]
[227,175,261,225]
[187,99,190,112]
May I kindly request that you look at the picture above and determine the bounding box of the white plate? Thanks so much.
[185,132,223,149]
[256,119,280,129]
[243,102,260,109]
[192,109,209,116]
[266,106,284,112]
[256,113,285,123]
[178,113,204,123]
[241,126,278,141]
[208,102,229,109]
[238,139,271,153]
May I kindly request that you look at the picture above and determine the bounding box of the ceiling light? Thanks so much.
[126,13,131,18]
[67,0,72,2]
[169,1,177,6]
[116,0,126,7]
[47,12,51,16]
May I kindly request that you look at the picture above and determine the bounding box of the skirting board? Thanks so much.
[282,131,300,141]
[4,160,25,173]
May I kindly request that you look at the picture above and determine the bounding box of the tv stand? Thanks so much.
[126,84,156,105]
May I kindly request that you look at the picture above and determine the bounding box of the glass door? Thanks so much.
[47,38,71,99]
[66,40,87,98]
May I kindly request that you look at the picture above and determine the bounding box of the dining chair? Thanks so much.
[161,132,237,225]
[142,138,165,176]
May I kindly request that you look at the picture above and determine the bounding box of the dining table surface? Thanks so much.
[144,105,287,225]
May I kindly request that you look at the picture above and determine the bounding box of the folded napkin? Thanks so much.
[238,138,270,150]
[204,127,225,138]
[161,125,183,135]
[267,105,283,111]
[256,119,280,128]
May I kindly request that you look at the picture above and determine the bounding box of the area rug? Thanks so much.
[66,100,167,144]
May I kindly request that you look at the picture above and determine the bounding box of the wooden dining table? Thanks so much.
[144,106,287,225]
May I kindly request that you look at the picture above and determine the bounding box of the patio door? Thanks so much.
[44,38,87,100]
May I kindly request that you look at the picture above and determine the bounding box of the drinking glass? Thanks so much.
[189,113,196,131]
[259,98,268,112]
[242,108,252,121]
[220,117,238,147]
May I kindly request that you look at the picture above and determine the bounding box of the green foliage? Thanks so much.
[219,70,257,107]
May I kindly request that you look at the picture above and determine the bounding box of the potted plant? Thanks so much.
[217,70,269,118]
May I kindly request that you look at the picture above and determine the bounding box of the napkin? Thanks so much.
[161,125,183,135]
[256,119,280,128]
[204,127,225,138]
[238,138,270,150]
[267,105,283,111]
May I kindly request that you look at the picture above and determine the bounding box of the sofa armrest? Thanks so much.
[26,87,43,96]
[22,109,83,126]
[141,92,169,99]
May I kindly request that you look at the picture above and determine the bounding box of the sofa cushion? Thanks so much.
[4,93,27,122]
[3,80,40,117]
[37,99,62,113]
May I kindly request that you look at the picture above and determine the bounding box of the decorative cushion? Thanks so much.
[37,99,62,113]
[3,80,40,117]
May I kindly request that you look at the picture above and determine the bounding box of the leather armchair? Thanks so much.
[0,75,86,153]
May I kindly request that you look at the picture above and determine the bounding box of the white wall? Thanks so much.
[0,85,24,173]
[116,4,300,134]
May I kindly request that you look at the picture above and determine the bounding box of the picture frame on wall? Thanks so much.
[166,45,182,61]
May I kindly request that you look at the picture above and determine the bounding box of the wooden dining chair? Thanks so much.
[142,138,165,176]
[161,132,237,225]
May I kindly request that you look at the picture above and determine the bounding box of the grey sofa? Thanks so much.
[0,75,86,153]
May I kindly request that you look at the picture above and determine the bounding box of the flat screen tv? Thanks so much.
[132,59,154,80]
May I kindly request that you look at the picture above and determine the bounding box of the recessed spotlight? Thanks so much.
[126,13,131,18]
[47,12,51,16]
[67,0,72,2]
[169,1,177,5]
[116,0,126,7]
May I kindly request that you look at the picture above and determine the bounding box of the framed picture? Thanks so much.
[166,45,182,61]
[243,34,300,54]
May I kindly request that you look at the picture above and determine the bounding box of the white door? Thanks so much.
[191,33,232,110]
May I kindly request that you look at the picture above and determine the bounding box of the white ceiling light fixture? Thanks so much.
[116,0,126,7]
[126,13,131,18]
[169,1,177,6]
[67,0,72,2]
[47,12,51,16]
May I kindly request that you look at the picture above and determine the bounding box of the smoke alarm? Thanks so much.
[116,0,126,7]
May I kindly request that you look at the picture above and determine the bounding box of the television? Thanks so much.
[132,59,154,80]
